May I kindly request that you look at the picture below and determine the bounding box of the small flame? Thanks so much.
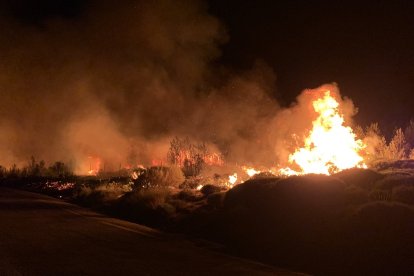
[203,152,224,166]
[88,169,97,176]
[131,171,139,180]
[278,167,300,176]
[87,156,101,176]
[282,90,366,175]
[151,159,164,166]
[242,166,261,177]
[228,173,238,186]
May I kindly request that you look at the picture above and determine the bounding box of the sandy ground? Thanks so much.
[0,187,300,275]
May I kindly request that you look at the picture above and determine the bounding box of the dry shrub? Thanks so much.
[206,191,226,208]
[375,174,414,190]
[200,184,226,196]
[135,166,185,189]
[127,187,171,209]
[179,176,213,189]
[334,168,384,189]
[115,187,176,228]
[75,181,132,204]
[344,184,369,205]
[176,189,203,202]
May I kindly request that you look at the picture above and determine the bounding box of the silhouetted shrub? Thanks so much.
[74,181,133,207]
[344,184,370,204]
[375,174,414,190]
[123,187,171,209]
[334,168,384,189]
[206,191,226,209]
[175,189,203,202]
[251,171,278,180]
[116,187,176,227]
[200,184,225,196]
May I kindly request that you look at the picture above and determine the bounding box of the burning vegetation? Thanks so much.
[0,0,403,181]
[4,83,414,185]
[280,88,367,175]
[0,1,413,274]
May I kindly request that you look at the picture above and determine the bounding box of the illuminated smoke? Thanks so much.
[0,1,278,171]
[0,2,365,177]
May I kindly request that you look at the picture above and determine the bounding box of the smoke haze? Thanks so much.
[0,0,274,172]
[0,0,358,173]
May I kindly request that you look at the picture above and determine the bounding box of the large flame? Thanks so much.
[283,90,366,175]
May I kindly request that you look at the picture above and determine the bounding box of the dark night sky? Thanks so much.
[207,0,414,134]
[5,0,414,135]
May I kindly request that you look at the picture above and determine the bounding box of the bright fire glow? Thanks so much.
[131,171,139,180]
[282,90,366,175]
[242,166,261,177]
[228,173,238,186]
[87,156,101,176]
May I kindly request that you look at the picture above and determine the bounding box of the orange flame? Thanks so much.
[242,166,261,177]
[227,173,238,186]
[282,90,366,175]
[87,156,101,176]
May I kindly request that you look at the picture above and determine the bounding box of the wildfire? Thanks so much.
[78,88,368,184]
[282,89,366,175]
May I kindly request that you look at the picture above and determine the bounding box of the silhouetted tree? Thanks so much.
[48,161,72,178]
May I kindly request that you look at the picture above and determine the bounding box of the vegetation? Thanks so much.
[167,136,208,177]
[358,120,414,165]
[0,156,73,181]
[0,154,413,274]
[133,166,185,189]
[1,123,414,274]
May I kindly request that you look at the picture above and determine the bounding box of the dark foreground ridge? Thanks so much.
[2,167,414,275]
[0,187,298,275]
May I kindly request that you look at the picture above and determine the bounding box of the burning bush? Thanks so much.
[359,122,414,164]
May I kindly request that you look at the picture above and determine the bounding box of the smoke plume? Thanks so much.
[0,1,360,173]
[0,0,281,173]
